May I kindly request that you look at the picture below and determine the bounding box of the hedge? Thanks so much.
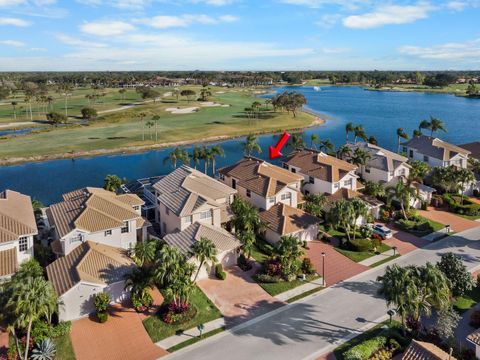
[343,336,387,360]
[443,194,480,216]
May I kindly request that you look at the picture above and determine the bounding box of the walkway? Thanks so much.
[419,207,480,233]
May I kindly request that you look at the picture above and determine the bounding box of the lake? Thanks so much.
[1,86,479,205]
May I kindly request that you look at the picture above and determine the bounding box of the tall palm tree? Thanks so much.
[210,145,225,174]
[151,114,160,142]
[345,122,354,143]
[319,139,334,153]
[191,237,217,281]
[351,148,371,173]
[353,125,367,143]
[202,146,213,174]
[386,180,418,220]
[191,146,203,170]
[11,101,17,120]
[277,235,303,279]
[133,241,157,266]
[429,117,447,137]
[396,128,409,153]
[337,144,352,160]
[231,196,262,234]
[237,230,256,259]
[456,168,475,205]
[145,120,154,140]
[288,133,304,151]
[418,120,431,134]
[137,112,147,141]
[350,197,369,242]
[57,83,73,118]
[154,245,184,287]
[412,129,422,138]
[310,134,318,149]
[164,148,189,169]
[243,134,262,156]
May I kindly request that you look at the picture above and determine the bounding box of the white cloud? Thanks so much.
[321,47,350,54]
[136,14,238,29]
[76,0,149,8]
[399,39,480,62]
[343,3,433,29]
[80,20,136,36]
[0,17,31,26]
[0,0,26,6]
[447,1,468,10]
[316,13,342,28]
[57,34,108,48]
[194,0,235,5]
[280,0,369,10]
[0,40,25,47]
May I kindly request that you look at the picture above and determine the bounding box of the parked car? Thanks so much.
[371,224,393,239]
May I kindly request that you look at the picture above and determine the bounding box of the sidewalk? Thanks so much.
[359,249,396,266]
[275,277,324,302]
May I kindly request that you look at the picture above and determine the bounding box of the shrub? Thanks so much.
[132,291,153,312]
[97,312,108,323]
[162,302,196,324]
[31,321,71,342]
[264,259,282,276]
[93,292,110,313]
[470,310,480,328]
[256,240,275,256]
[443,194,480,216]
[254,273,282,283]
[301,258,316,275]
[343,336,387,360]
[215,263,226,280]
[81,106,97,120]
[31,338,56,360]
[473,189,479,198]
[370,348,393,360]
[421,201,428,210]
[237,253,252,271]
[348,238,373,252]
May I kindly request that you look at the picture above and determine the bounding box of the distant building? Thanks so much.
[0,190,37,279]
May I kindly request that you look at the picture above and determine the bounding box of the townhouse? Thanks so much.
[0,190,37,279]
[218,156,304,211]
[46,187,148,257]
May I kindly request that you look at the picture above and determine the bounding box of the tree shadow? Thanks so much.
[334,279,383,298]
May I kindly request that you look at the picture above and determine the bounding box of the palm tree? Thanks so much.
[137,112,147,141]
[210,145,225,174]
[396,128,409,153]
[350,198,369,242]
[386,180,418,220]
[123,266,154,306]
[418,120,431,134]
[304,193,327,217]
[191,146,203,170]
[412,129,422,138]
[310,134,318,149]
[337,144,352,160]
[119,88,127,100]
[103,174,122,192]
[328,199,355,241]
[237,230,256,259]
[145,120,154,140]
[191,237,217,281]
[231,196,262,234]
[164,148,189,169]
[164,264,195,307]
[407,160,431,185]
[429,116,447,137]
[133,241,157,266]
[368,136,378,145]
[11,101,17,120]
[152,114,160,142]
[202,146,213,174]
[288,133,304,151]
[277,235,303,279]
[154,245,185,287]
[456,168,475,204]
[319,139,334,153]
[351,148,371,173]
[345,122,354,143]
[353,125,367,143]
[243,134,262,156]
[57,83,73,118]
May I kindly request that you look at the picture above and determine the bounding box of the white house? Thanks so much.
[218,157,304,211]
[151,166,237,236]
[46,187,148,257]
[0,190,38,280]
[345,142,411,185]
[163,222,241,280]
[402,135,470,169]
[46,241,135,321]
[259,203,321,245]
[283,150,358,195]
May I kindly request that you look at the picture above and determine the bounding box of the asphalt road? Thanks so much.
[165,227,480,360]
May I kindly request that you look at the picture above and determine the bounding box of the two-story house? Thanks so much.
[218,157,304,211]
[345,142,411,185]
[283,150,358,195]
[402,135,470,168]
[151,166,237,236]
[46,187,147,257]
[0,190,37,280]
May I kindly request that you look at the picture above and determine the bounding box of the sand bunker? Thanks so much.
[165,107,199,114]
[200,102,230,108]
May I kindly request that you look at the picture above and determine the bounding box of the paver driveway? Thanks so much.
[0,328,8,358]
[419,207,480,233]
[197,266,284,327]
[306,240,368,286]
[383,225,429,255]
[70,304,168,360]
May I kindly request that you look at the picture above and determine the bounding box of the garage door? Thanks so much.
[220,249,238,268]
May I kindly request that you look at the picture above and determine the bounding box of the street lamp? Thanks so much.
[392,246,398,256]
[321,252,326,287]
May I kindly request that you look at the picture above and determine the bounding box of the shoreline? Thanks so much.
[0,112,325,167]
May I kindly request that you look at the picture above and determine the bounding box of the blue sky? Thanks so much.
[0,0,479,71]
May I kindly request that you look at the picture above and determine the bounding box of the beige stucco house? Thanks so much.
[46,241,134,321]
[0,190,38,280]
[151,166,237,236]
[259,203,321,245]
[283,150,358,196]
[163,222,241,280]
[46,187,148,257]
[325,188,384,222]
[218,157,304,211]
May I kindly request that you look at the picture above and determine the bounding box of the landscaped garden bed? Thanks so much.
[395,214,445,237]
[443,194,480,219]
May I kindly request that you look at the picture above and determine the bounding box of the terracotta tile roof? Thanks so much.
[467,329,480,346]
[219,157,302,197]
[0,247,18,277]
[153,166,236,216]
[346,142,410,172]
[163,222,241,256]
[47,188,145,239]
[259,203,320,236]
[325,188,384,207]
[46,241,134,296]
[402,340,455,360]
[459,141,480,161]
[284,150,357,183]
[402,135,470,161]
[0,190,37,244]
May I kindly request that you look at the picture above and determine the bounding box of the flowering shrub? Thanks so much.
[265,259,282,276]
[162,302,194,324]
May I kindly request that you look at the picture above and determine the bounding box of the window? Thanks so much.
[200,210,212,220]
[365,167,371,173]
[165,207,170,215]
[184,215,193,224]
[69,234,83,244]
[282,163,289,169]
[219,173,225,181]
[281,193,291,200]
[409,150,414,158]
[344,179,352,186]
[402,147,407,153]
[121,221,129,233]
[268,197,275,204]
[133,205,140,211]
[423,155,429,162]
[309,176,314,184]
[399,168,406,176]
[19,236,28,252]
[334,182,340,189]
[231,179,236,189]
[246,189,251,198]
[291,168,296,173]
[104,230,112,236]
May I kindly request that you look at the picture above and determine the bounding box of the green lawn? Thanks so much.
[256,274,319,297]
[456,213,480,221]
[53,334,76,360]
[334,243,391,263]
[420,216,446,233]
[167,327,226,352]
[453,285,480,313]
[143,287,222,342]
[250,242,271,263]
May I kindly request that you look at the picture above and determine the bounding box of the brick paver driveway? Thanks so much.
[197,266,284,327]
[0,328,8,358]
[383,225,429,255]
[306,240,368,286]
[71,302,168,360]
[419,207,480,233]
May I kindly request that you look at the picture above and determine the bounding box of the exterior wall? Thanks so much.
[189,248,239,281]
[185,207,222,229]
[360,167,390,184]
[402,146,467,168]
[263,225,319,245]
[447,153,468,169]
[59,283,104,321]
[157,201,182,235]
[0,234,35,273]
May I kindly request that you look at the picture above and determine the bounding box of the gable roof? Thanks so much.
[346,142,410,172]
[46,187,144,239]
[0,190,37,244]
[402,135,470,161]
[219,157,303,197]
[284,150,357,183]
[402,340,455,360]
[153,166,237,216]
[0,247,18,277]
[46,241,134,296]
[325,187,384,207]
[163,222,241,256]
[259,203,320,236]
[459,141,480,161]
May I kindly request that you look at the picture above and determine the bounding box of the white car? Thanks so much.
[372,224,393,239]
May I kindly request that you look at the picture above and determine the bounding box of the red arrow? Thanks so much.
[269,132,291,159]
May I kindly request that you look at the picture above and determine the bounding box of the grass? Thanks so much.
[370,254,401,268]
[334,243,391,263]
[419,216,446,233]
[143,287,221,343]
[167,327,226,352]
[453,285,480,313]
[0,87,318,162]
[286,286,324,303]
[53,333,76,360]
[257,274,319,297]
[455,213,480,221]
[334,320,406,360]
[250,242,271,263]
[366,83,471,96]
